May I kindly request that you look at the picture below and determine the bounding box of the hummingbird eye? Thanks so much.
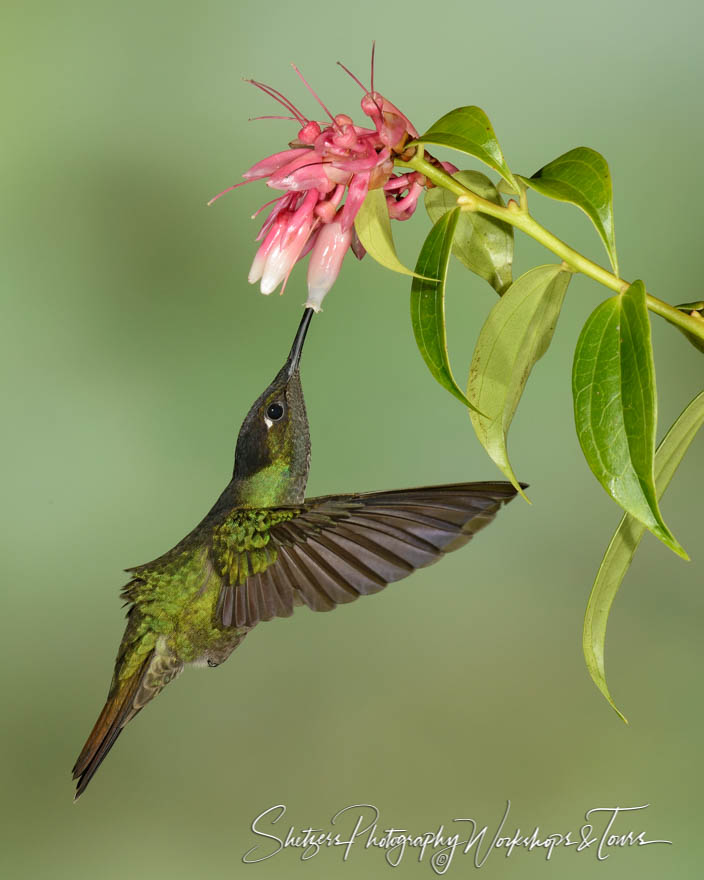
[266,402,284,421]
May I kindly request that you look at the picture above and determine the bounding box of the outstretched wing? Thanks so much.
[213,482,520,628]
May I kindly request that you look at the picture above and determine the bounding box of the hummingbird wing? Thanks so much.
[214,481,520,628]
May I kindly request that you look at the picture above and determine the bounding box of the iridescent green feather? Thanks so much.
[116,508,300,670]
[119,542,220,667]
[211,508,300,586]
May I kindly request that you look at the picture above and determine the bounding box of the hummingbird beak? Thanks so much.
[284,307,314,378]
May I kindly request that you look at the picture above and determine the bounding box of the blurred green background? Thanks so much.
[2,0,703,876]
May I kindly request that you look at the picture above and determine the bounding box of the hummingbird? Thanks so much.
[72,308,521,799]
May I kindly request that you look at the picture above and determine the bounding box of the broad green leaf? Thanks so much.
[354,188,431,279]
[520,147,619,275]
[411,106,518,192]
[572,280,687,558]
[584,390,704,723]
[411,209,480,411]
[496,178,520,196]
[425,170,513,294]
[468,265,572,495]
[674,301,704,353]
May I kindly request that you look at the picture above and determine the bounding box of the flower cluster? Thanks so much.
[211,60,439,310]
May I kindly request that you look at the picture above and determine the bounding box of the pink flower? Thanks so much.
[209,50,432,309]
[248,189,318,294]
[306,221,353,311]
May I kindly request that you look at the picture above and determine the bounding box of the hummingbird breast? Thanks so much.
[124,536,249,668]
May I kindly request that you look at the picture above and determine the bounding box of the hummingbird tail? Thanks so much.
[72,651,154,800]
[72,639,185,800]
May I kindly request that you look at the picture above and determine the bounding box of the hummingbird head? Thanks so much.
[231,308,313,508]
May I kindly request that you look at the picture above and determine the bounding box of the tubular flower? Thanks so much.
[306,221,353,311]
[210,56,449,310]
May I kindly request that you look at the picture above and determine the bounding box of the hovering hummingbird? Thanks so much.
[72,308,521,798]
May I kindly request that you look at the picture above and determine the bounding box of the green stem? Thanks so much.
[401,154,704,345]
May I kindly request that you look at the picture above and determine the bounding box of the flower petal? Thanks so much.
[387,179,423,221]
[306,221,352,310]
[330,145,389,174]
[338,172,370,233]
[260,215,314,294]
[255,193,296,242]
[267,150,323,184]
[242,147,311,181]
[248,219,285,284]
[269,160,333,193]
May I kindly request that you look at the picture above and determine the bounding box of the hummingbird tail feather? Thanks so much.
[72,651,155,800]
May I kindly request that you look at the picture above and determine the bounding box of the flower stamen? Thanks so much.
[370,40,376,94]
[246,79,308,126]
[290,63,338,127]
[336,61,369,94]
[207,179,252,206]
[248,115,300,122]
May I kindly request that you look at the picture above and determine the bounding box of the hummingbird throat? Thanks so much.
[231,460,305,509]
[230,311,314,509]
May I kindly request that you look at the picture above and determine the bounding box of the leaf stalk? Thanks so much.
[402,153,704,346]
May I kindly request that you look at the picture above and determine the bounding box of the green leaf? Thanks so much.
[411,106,518,192]
[572,280,687,558]
[354,188,432,279]
[584,390,704,722]
[468,265,572,495]
[425,170,513,294]
[496,178,520,196]
[411,208,480,411]
[674,301,704,353]
[520,147,618,275]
